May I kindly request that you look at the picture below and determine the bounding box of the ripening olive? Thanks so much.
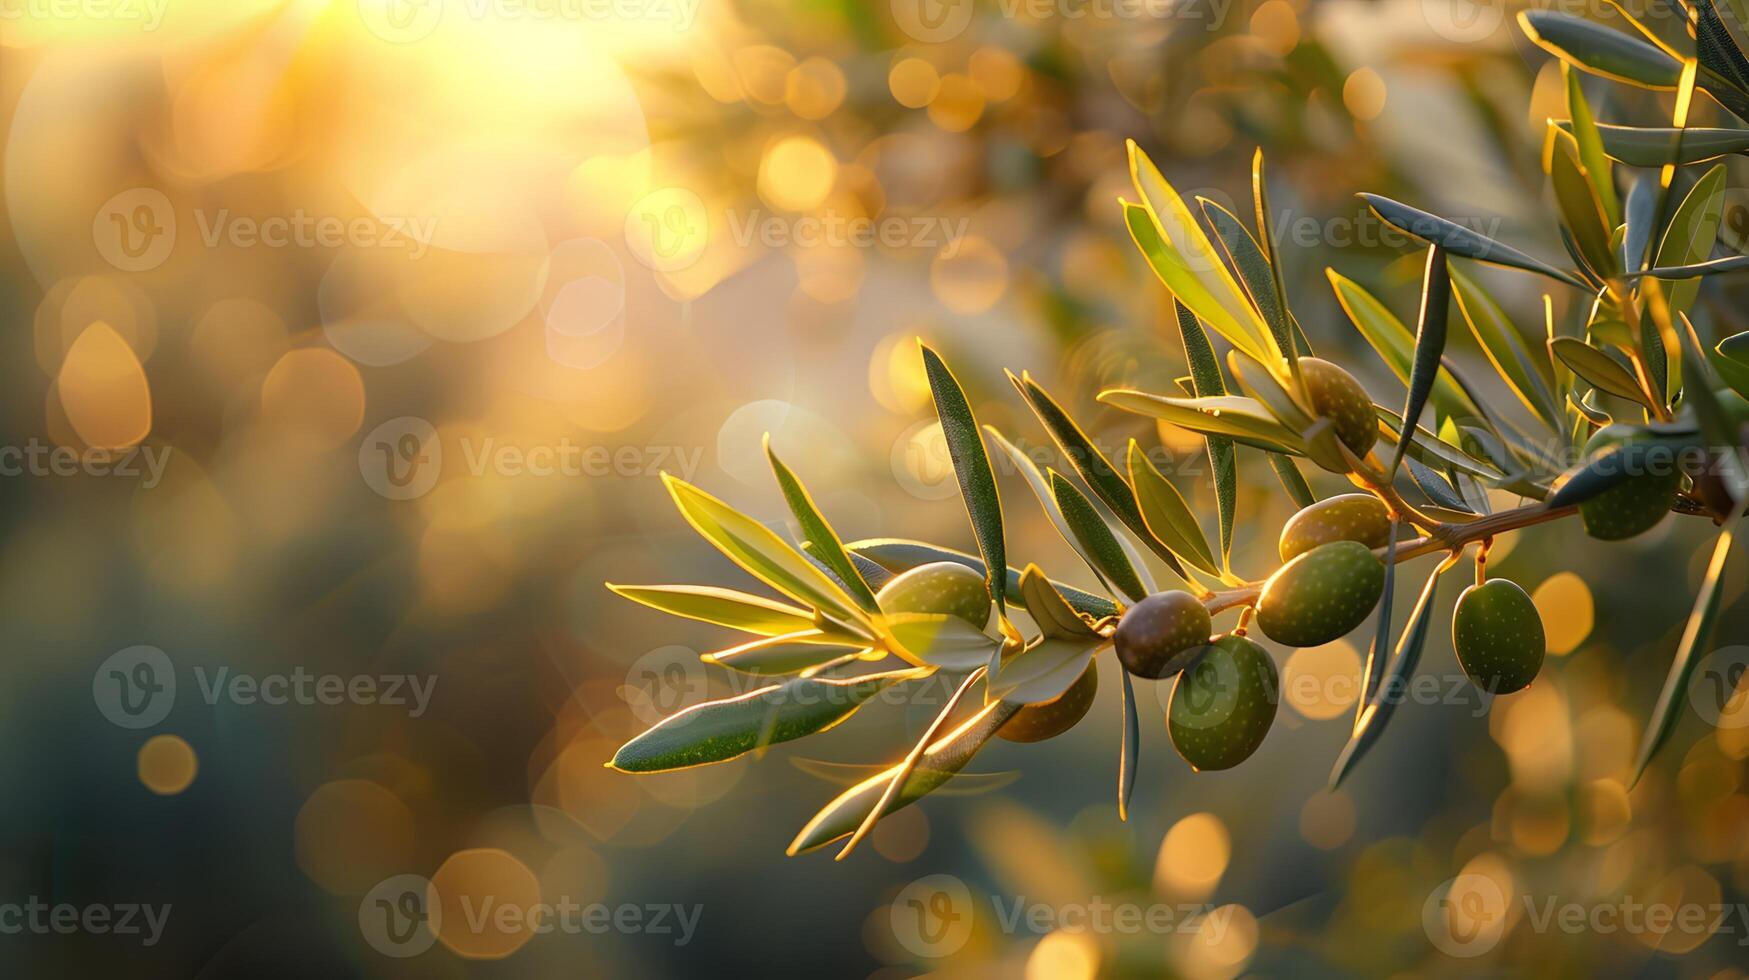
[1168,633,1279,771]
[1300,358,1378,457]
[1000,661,1098,743]
[1114,591,1212,679]
[1278,493,1393,562]
[876,561,991,627]
[1256,540,1386,647]
[1452,579,1545,694]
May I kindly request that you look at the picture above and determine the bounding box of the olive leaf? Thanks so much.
[1651,162,1727,321]
[1566,66,1622,226]
[1327,269,1485,424]
[1450,269,1563,431]
[1556,121,1749,167]
[1714,331,1749,398]
[1017,563,1100,639]
[789,683,1018,855]
[1391,245,1453,478]
[986,423,1133,588]
[1199,196,1297,367]
[608,583,833,638]
[1687,0,1749,113]
[1623,254,1749,278]
[1174,301,1238,566]
[1330,556,1454,788]
[1127,441,1221,577]
[1227,348,1312,431]
[1099,390,1306,454]
[1253,148,1308,358]
[766,438,880,614]
[990,635,1101,706]
[663,474,870,631]
[1357,520,1402,711]
[1622,173,1656,273]
[884,612,1001,671]
[1549,336,1652,403]
[702,631,873,675]
[845,537,1119,619]
[1550,133,1618,279]
[1048,470,1149,602]
[1631,498,1747,784]
[1127,141,1277,359]
[1403,455,1474,513]
[790,757,1018,796]
[1010,370,1190,579]
[1375,407,1507,480]
[1359,193,1589,289]
[1117,668,1140,821]
[1519,9,1683,89]
[610,669,915,773]
[1269,453,1317,507]
[920,343,1008,618]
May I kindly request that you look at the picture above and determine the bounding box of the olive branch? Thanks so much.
[605,2,1749,859]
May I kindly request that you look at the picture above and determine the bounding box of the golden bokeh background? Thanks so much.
[2,0,1748,976]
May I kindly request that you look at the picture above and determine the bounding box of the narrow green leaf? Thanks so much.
[1199,196,1297,365]
[1715,332,1749,398]
[1555,121,1749,167]
[1048,470,1149,602]
[1688,0,1749,105]
[788,696,1019,854]
[1624,254,1749,278]
[1546,436,1693,509]
[844,538,1119,619]
[1357,520,1401,710]
[1226,348,1312,431]
[1127,141,1276,358]
[1549,336,1652,403]
[1328,269,1484,423]
[611,670,912,772]
[885,612,1001,671]
[702,631,872,675]
[919,344,1007,617]
[1391,245,1453,477]
[1330,558,1452,788]
[989,639,1098,706]
[766,439,880,614]
[1253,148,1302,360]
[1173,301,1238,565]
[1551,134,1619,278]
[985,425,1135,593]
[663,475,867,628]
[790,757,1018,796]
[1519,10,1683,89]
[1127,441,1220,576]
[1359,193,1588,289]
[1117,668,1140,821]
[1375,407,1508,480]
[1099,390,1305,455]
[1632,500,1747,783]
[1268,453,1317,507]
[1622,173,1656,273]
[1450,269,1563,431]
[608,583,827,637]
[1652,162,1727,321]
[1017,564,1100,640]
[1566,66,1622,226]
[1403,455,1474,513]
[1010,371,1190,578]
